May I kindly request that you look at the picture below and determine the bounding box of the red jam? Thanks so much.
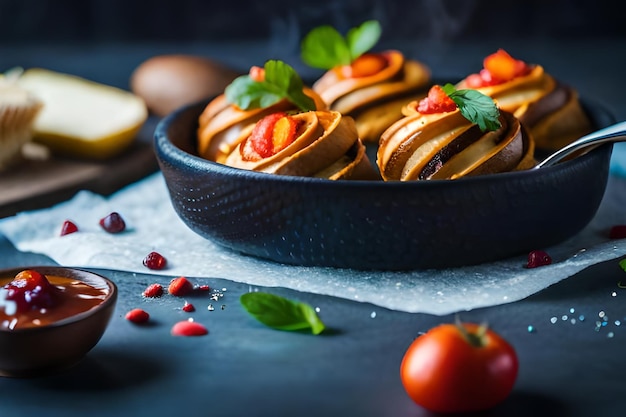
[417,85,457,114]
[464,49,532,88]
[338,52,389,78]
[0,270,108,330]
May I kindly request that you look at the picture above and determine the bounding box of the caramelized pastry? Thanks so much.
[456,49,591,150]
[377,84,535,181]
[301,20,430,143]
[197,62,326,163]
[312,50,430,143]
[224,110,379,180]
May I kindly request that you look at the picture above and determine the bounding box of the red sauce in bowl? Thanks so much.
[0,270,108,330]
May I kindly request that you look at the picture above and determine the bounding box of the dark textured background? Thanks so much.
[0,0,622,43]
[2,0,624,113]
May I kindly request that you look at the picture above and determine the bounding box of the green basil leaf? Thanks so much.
[301,20,381,70]
[442,83,501,132]
[264,60,315,112]
[240,292,326,335]
[224,60,315,112]
[224,75,281,110]
[301,25,351,69]
[346,20,381,60]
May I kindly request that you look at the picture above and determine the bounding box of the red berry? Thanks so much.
[99,212,126,233]
[168,276,194,296]
[3,269,58,312]
[182,302,195,312]
[60,220,78,236]
[143,251,167,270]
[526,250,552,268]
[143,283,164,298]
[171,320,208,336]
[125,308,150,323]
[609,225,626,239]
[197,284,211,292]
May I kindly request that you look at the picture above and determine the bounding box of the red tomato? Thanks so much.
[400,321,518,413]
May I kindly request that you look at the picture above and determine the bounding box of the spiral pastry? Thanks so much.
[196,88,326,163]
[224,110,379,180]
[312,50,431,143]
[455,49,591,150]
[377,107,534,181]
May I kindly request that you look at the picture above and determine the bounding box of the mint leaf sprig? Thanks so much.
[442,83,501,132]
[620,258,626,273]
[301,20,382,70]
[225,60,315,112]
[240,292,325,335]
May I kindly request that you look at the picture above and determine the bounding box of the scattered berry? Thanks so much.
[99,212,126,233]
[143,251,167,270]
[182,302,195,312]
[60,220,79,236]
[609,225,626,239]
[143,283,164,298]
[168,276,194,296]
[526,250,552,268]
[197,284,211,292]
[171,320,208,336]
[125,308,150,323]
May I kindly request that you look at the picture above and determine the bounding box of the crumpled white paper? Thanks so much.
[1,167,625,315]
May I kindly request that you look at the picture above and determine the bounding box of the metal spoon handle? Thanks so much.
[535,120,626,168]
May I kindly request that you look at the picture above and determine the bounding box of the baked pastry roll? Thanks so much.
[224,110,379,180]
[377,85,535,181]
[456,49,591,150]
[312,50,430,143]
[197,62,326,163]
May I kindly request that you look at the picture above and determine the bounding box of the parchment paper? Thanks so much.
[1,152,625,315]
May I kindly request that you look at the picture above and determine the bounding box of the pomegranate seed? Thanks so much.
[143,283,164,298]
[125,308,150,323]
[60,220,79,236]
[609,225,626,239]
[168,277,194,296]
[182,302,195,312]
[197,284,211,292]
[526,250,552,268]
[99,212,126,233]
[143,251,167,270]
[171,320,208,336]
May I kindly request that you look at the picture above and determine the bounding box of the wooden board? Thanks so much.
[0,118,160,218]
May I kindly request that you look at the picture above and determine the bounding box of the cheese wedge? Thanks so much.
[16,68,148,159]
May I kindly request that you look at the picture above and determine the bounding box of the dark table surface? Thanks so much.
[1,37,626,417]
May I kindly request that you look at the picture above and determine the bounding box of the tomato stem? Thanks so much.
[454,315,489,348]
